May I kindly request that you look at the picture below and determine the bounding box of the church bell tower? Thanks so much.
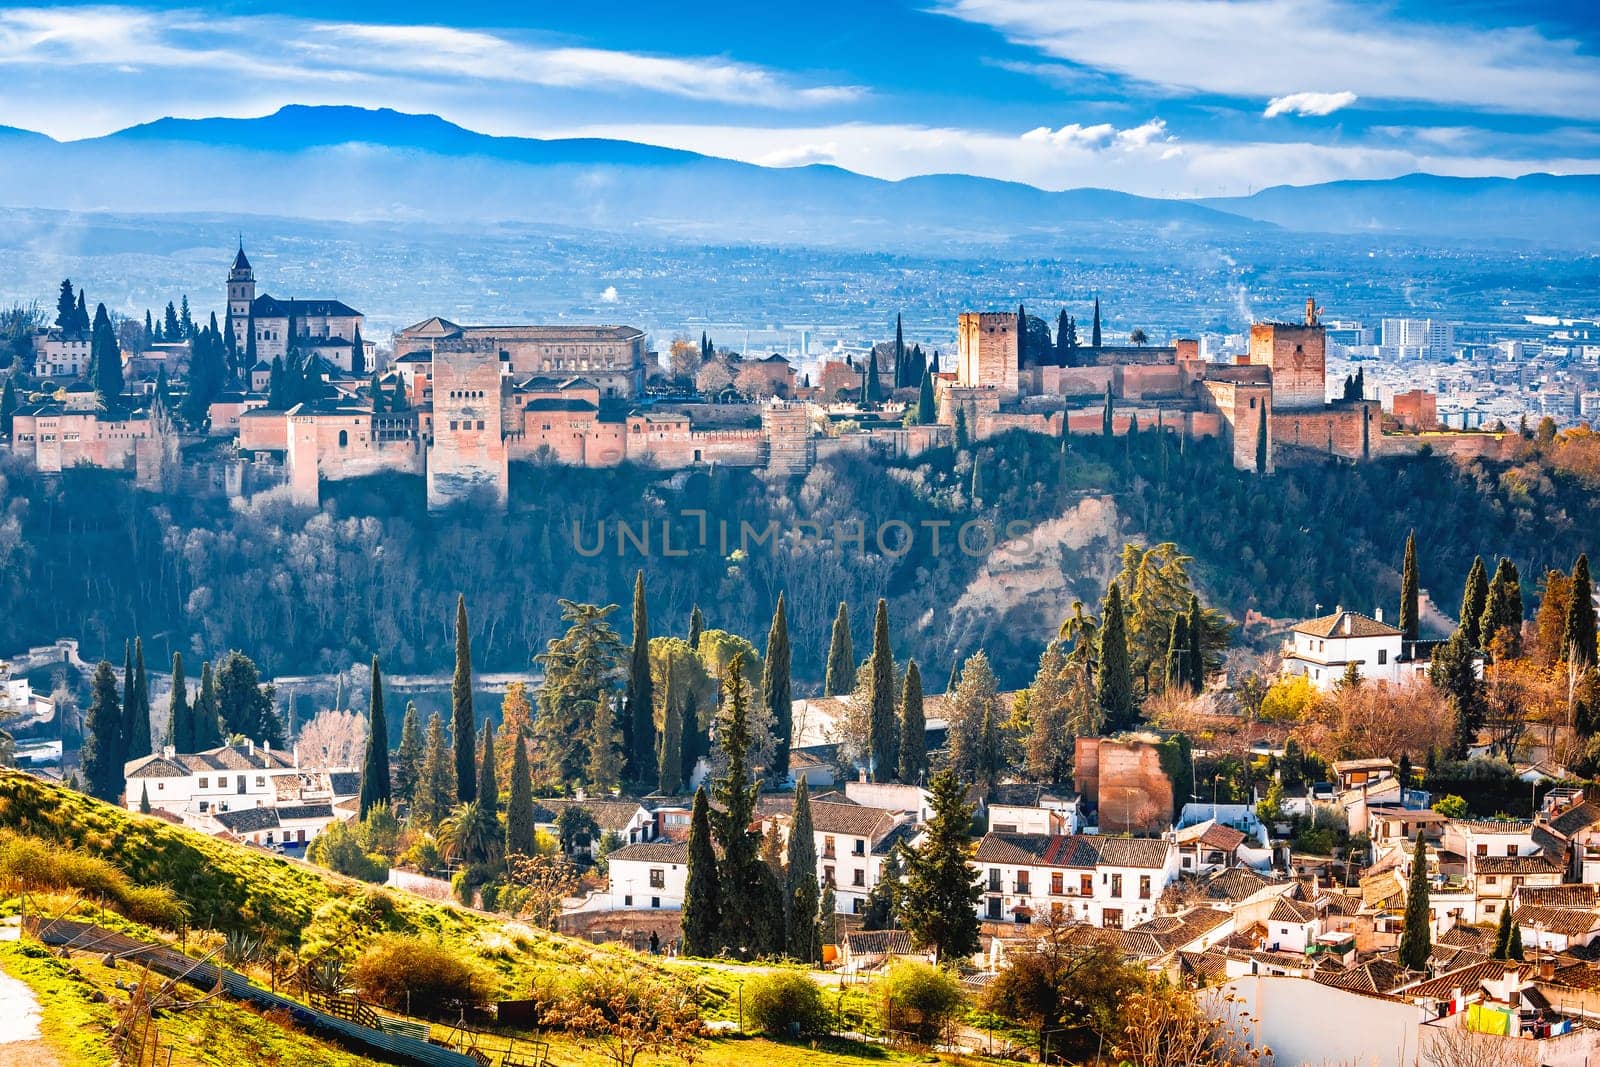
[228,239,256,353]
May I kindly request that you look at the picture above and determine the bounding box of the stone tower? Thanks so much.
[956,312,1019,395]
[1247,296,1327,411]
[228,241,256,352]
[427,340,509,509]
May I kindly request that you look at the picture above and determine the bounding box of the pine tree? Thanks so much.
[862,850,903,931]
[214,651,282,744]
[899,769,981,963]
[824,602,853,697]
[192,661,221,749]
[54,279,76,330]
[1091,296,1102,347]
[866,598,898,782]
[82,661,124,802]
[763,593,793,781]
[784,777,819,961]
[898,660,927,784]
[625,571,656,785]
[505,729,536,856]
[1461,556,1489,649]
[395,701,424,809]
[163,301,180,343]
[1563,554,1597,668]
[682,787,721,956]
[452,594,477,802]
[477,719,499,817]
[1097,584,1135,731]
[414,712,454,829]
[358,656,391,818]
[166,652,189,750]
[1433,627,1484,758]
[917,367,936,424]
[712,656,784,956]
[1398,834,1432,970]
[1101,383,1113,438]
[586,690,622,793]
[1399,531,1420,643]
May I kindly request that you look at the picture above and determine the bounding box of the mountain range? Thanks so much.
[0,105,1593,250]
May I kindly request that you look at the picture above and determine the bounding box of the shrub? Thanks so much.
[881,960,963,1043]
[119,884,190,929]
[1259,676,1318,722]
[307,821,389,883]
[743,969,828,1037]
[348,935,487,1013]
[0,831,186,929]
[1433,794,1469,819]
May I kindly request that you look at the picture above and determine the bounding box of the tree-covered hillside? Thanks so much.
[0,428,1594,690]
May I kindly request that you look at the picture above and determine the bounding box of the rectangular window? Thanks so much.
[1110,874,1123,897]
[1377,649,1388,665]
[824,866,835,886]
[852,869,865,887]
[853,839,865,855]
[199,777,209,788]
[824,836,836,859]
[1051,872,1064,895]
[1103,909,1123,930]
[649,869,665,889]
[1080,874,1093,895]
[1477,844,1489,857]
[1016,873,1030,894]
[988,868,1002,892]
[1140,876,1152,899]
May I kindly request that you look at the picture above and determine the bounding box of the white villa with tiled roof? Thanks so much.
[1281,607,1443,690]
[973,832,1180,929]
[123,739,356,851]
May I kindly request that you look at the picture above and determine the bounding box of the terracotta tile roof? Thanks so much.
[975,833,1052,865]
[1315,959,1412,994]
[1514,906,1600,938]
[1438,924,1498,950]
[1403,961,1531,1000]
[843,930,912,956]
[1475,854,1563,875]
[1095,837,1174,869]
[1269,897,1319,924]
[212,806,280,833]
[1519,885,1599,908]
[1551,802,1600,837]
[608,841,690,864]
[1198,824,1247,851]
[125,755,190,779]
[807,801,900,840]
[1179,950,1229,981]
[1294,611,1401,639]
[1204,867,1272,902]
[542,798,647,833]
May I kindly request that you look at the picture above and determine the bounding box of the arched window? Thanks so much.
[338,430,348,447]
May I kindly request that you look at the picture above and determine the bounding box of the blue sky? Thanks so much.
[1,0,1597,196]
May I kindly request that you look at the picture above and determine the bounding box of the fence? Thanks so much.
[26,915,481,1067]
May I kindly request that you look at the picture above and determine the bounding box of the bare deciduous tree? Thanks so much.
[295,708,366,770]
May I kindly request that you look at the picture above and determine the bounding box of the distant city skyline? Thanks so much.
[0,0,1597,197]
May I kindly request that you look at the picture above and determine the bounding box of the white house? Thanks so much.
[765,799,914,915]
[605,840,689,910]
[972,832,1180,929]
[987,784,1083,835]
[1281,608,1427,689]
[123,740,356,850]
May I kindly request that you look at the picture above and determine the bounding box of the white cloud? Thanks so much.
[1265,90,1358,118]
[0,6,863,111]
[932,0,1600,120]
[1021,118,1171,151]
[600,286,618,303]
[756,142,840,167]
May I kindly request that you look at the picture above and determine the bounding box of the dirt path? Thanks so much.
[0,960,60,1067]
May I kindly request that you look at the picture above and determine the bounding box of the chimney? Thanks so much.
[247,739,255,756]
[1343,615,1352,636]
[263,739,271,753]
[162,744,175,759]
[1540,955,1556,981]
[1375,607,1384,623]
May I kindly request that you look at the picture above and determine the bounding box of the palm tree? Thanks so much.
[440,800,503,868]
[1129,328,1149,347]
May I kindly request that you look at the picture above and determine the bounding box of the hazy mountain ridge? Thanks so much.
[0,106,1593,248]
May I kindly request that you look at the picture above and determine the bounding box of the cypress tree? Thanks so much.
[55,279,76,329]
[1563,554,1596,667]
[139,782,151,814]
[166,652,189,751]
[1101,383,1113,438]
[658,668,684,795]
[358,656,391,818]
[75,290,89,333]
[917,368,936,424]
[1165,615,1187,691]
[898,660,927,784]
[680,686,701,791]
[1056,308,1070,365]
[712,656,784,956]
[894,312,906,388]
[953,404,968,450]
[89,303,122,403]
[1091,296,1102,347]
[505,728,535,856]
[1460,556,1489,650]
[1400,531,1420,643]
[192,661,221,749]
[817,884,838,949]
[1185,594,1204,691]
[350,324,366,376]
[625,571,656,784]
[864,347,881,405]
[477,719,499,818]
[0,379,16,440]
[452,594,477,802]
[120,641,140,759]
[1493,905,1513,959]
[1255,402,1268,473]
[762,593,792,781]
[824,602,853,697]
[1097,584,1135,731]
[1481,558,1524,659]
[128,638,150,758]
[1398,834,1432,970]
[1509,922,1524,961]
[587,690,622,792]
[414,712,454,829]
[688,604,704,652]
[1433,627,1484,758]
[866,598,898,781]
[784,777,819,961]
[682,787,721,957]
[395,701,424,809]
[82,660,125,802]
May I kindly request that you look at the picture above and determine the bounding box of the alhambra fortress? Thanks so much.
[5,249,1520,507]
